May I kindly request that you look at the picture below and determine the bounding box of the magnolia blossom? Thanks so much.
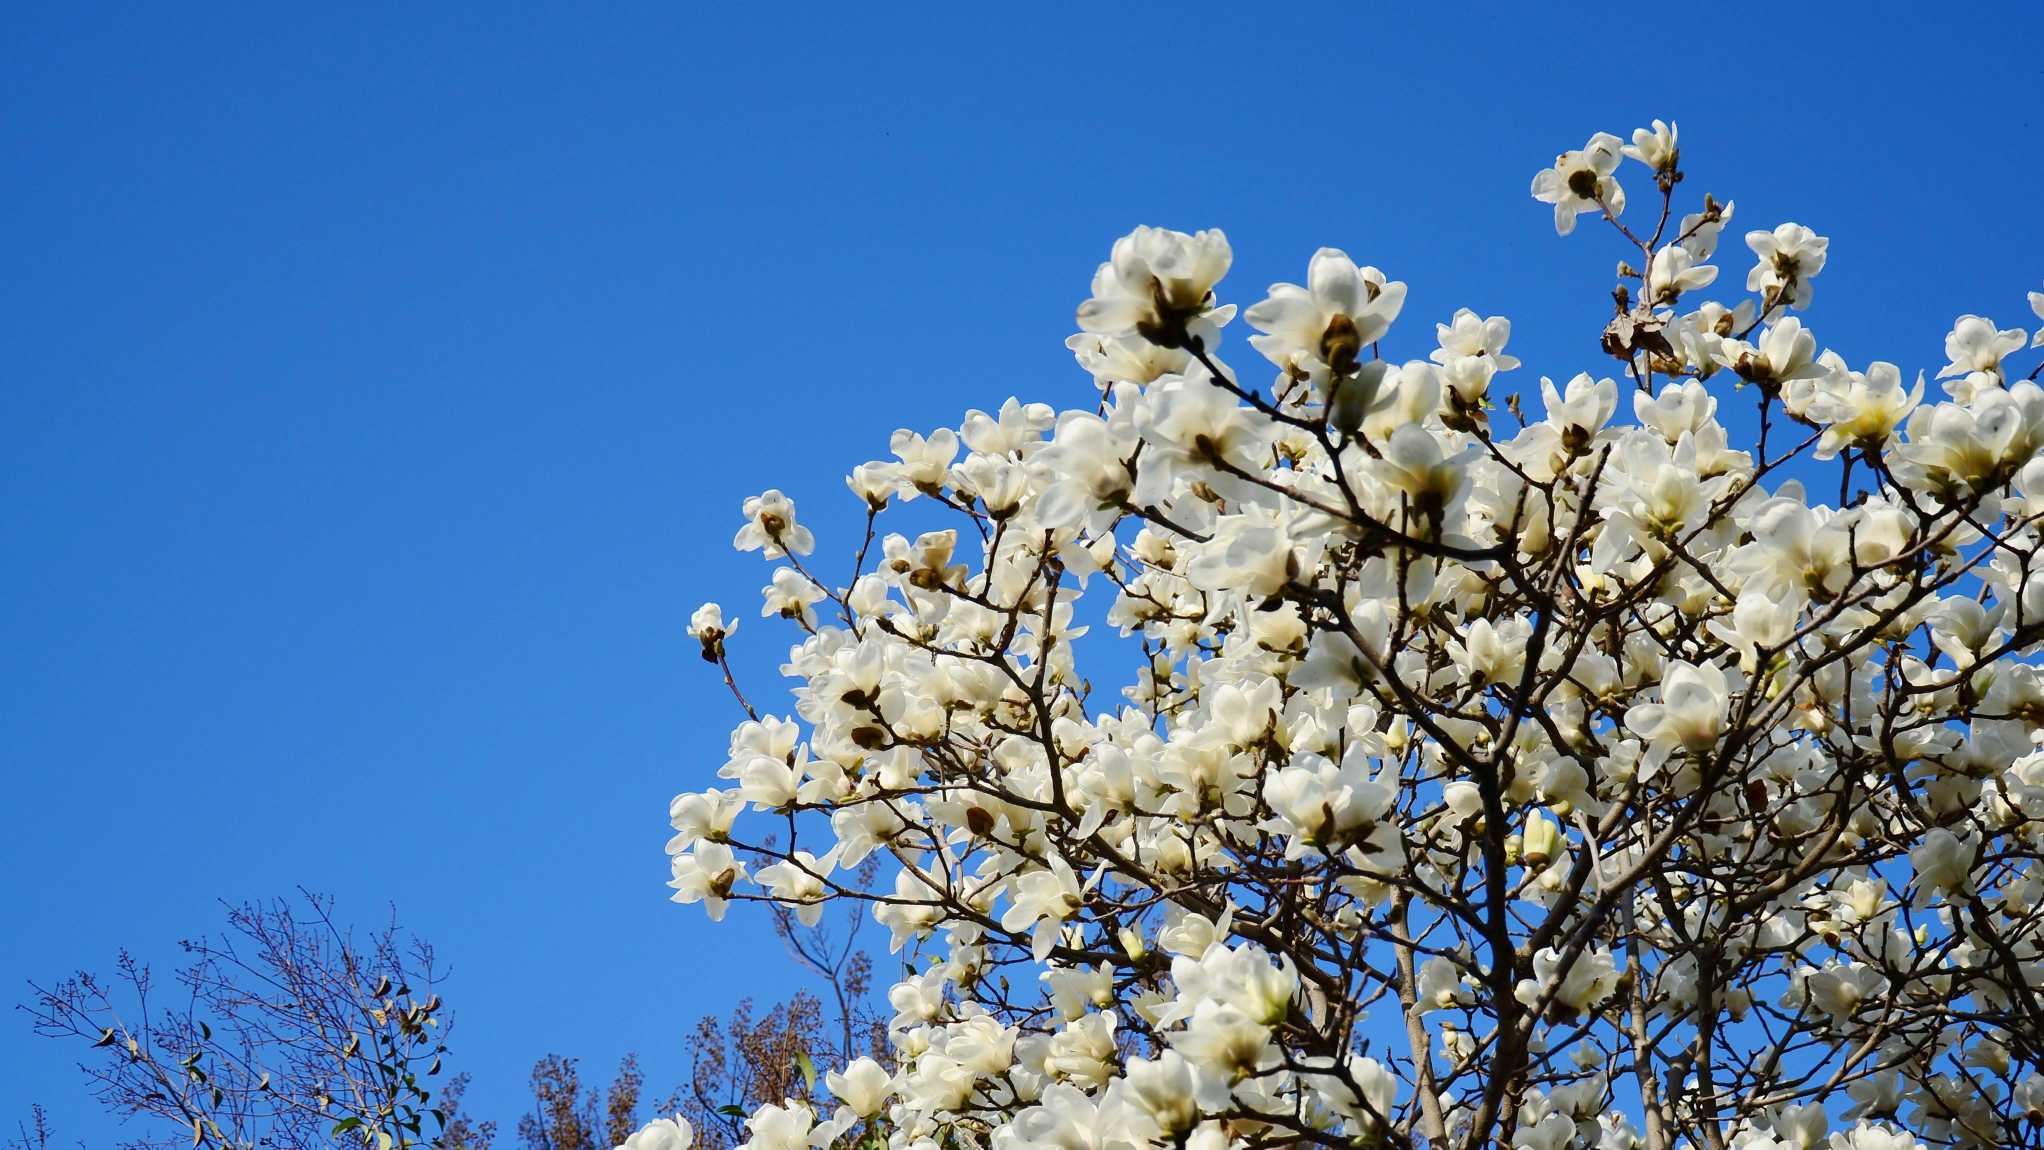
[1809,361,1924,459]
[1828,1124,1922,1150]
[667,841,744,921]
[615,1115,694,1150]
[660,123,2044,1150]
[1530,131,1625,235]
[1719,315,1824,396]
[1647,242,1718,305]
[1514,945,1622,1015]
[737,1102,814,1150]
[1244,247,1407,392]
[688,601,735,662]
[1076,226,1235,348]
[1623,119,1679,172]
[1939,314,2028,380]
[733,489,814,558]
[1745,222,1829,308]
[826,1057,894,1119]
[687,601,732,640]
[1800,961,1890,1023]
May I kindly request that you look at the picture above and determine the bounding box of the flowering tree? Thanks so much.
[657,122,2044,1150]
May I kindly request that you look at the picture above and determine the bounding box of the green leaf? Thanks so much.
[331,1118,366,1137]
[795,1051,817,1094]
[717,1106,749,1119]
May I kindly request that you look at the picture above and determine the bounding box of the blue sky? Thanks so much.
[4,2,2039,1140]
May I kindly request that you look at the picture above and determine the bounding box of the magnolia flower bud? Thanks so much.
[1117,926,1148,961]
[1522,809,1563,868]
[1330,360,1392,434]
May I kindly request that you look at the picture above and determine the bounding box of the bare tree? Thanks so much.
[23,891,451,1150]
[24,891,888,1150]
[5,1106,59,1150]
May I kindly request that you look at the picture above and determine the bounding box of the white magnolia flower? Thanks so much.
[1372,424,1471,531]
[1745,222,1829,308]
[1514,946,1621,1015]
[1531,131,1626,235]
[845,461,897,508]
[1121,1051,1201,1135]
[666,789,744,852]
[1678,197,1735,260]
[1908,827,1975,902]
[1448,616,1530,686]
[1262,750,1393,857]
[1540,372,1619,447]
[667,841,745,921]
[999,858,1091,961]
[733,489,814,558]
[1843,1072,1904,1121]
[616,1114,694,1150]
[1141,370,1269,476]
[1432,308,1521,372]
[1801,961,1888,1022]
[1625,661,1732,766]
[1031,408,1139,532]
[1648,243,1718,305]
[1827,1123,1921,1150]
[761,567,827,627]
[890,427,961,497]
[1076,226,1235,348]
[1623,119,1679,171]
[825,1056,893,1119]
[1244,247,1407,390]
[1066,329,1190,388]
[1767,1102,1828,1149]
[1716,316,1825,395]
[754,848,835,926]
[1810,361,1924,459]
[1168,1000,1271,1081]
[687,601,733,641]
[736,1102,812,1150]
[1183,505,1307,600]
[1938,314,2027,380]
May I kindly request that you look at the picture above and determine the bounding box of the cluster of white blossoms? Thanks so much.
[648,123,2044,1150]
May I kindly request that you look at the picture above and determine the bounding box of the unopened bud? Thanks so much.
[1330,360,1392,434]
[1522,809,1563,868]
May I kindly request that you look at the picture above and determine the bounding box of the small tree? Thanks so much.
[7,1105,56,1150]
[656,121,2044,1150]
[24,893,882,1150]
[24,892,451,1150]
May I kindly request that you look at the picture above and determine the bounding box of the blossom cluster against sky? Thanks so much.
[3,1,2039,1138]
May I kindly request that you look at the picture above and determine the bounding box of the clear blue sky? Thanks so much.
[4,2,2039,1140]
